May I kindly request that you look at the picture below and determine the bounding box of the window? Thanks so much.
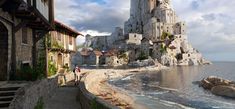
[58,32,61,41]
[157,19,160,22]
[50,56,53,61]
[69,37,73,45]
[22,27,28,44]
[21,63,30,69]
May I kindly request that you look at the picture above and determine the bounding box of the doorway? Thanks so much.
[57,53,63,68]
[0,22,8,81]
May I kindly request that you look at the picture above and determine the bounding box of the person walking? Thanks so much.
[74,65,81,85]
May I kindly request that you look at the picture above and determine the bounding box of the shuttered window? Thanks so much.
[69,37,73,45]
[58,32,62,41]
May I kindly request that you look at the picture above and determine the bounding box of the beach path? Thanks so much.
[45,82,81,109]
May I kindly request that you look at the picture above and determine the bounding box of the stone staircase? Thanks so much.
[0,86,20,109]
[0,82,27,109]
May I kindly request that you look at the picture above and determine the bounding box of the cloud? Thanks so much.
[55,0,130,33]
[172,0,235,61]
[55,0,235,61]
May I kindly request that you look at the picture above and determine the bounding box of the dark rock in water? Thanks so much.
[200,78,214,90]
[211,85,235,98]
[200,76,235,98]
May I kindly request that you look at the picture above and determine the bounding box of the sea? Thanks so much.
[108,62,235,109]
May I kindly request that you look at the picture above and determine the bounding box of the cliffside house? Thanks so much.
[73,49,102,66]
[47,21,82,71]
[0,0,54,80]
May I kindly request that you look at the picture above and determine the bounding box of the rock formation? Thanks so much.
[200,76,235,98]
[124,0,210,66]
[83,0,210,66]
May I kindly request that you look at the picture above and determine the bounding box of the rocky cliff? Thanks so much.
[123,0,210,66]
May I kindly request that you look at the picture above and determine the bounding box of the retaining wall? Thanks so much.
[9,76,59,109]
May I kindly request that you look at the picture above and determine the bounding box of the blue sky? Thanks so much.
[55,0,235,62]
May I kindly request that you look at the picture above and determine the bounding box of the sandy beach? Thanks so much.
[81,64,167,109]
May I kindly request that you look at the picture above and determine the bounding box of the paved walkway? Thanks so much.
[45,83,81,109]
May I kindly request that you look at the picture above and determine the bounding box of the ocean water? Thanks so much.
[109,62,235,109]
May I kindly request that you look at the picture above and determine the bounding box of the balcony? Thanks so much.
[22,0,49,20]
[36,0,49,20]
[1,0,53,30]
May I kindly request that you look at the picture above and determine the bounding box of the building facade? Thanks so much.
[47,21,81,71]
[0,0,54,80]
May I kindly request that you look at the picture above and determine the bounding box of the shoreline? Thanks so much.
[81,64,167,109]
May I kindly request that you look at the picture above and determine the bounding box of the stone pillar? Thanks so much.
[10,14,16,80]
[32,29,37,70]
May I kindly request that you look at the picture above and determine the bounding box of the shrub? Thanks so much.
[137,51,148,61]
[160,44,167,53]
[161,31,174,40]
[48,60,57,77]
[15,65,43,81]
[118,53,129,63]
[34,97,44,109]
[16,66,33,81]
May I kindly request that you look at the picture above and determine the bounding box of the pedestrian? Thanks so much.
[74,65,81,85]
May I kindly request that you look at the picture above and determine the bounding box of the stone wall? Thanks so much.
[9,76,59,109]
[15,26,33,68]
[77,77,119,109]
[0,8,34,70]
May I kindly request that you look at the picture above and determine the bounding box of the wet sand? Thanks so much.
[82,64,167,109]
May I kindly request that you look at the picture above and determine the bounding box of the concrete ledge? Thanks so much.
[77,75,119,109]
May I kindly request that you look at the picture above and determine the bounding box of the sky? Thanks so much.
[55,0,235,62]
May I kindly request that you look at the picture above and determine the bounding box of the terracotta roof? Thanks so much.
[80,50,92,56]
[80,49,103,56]
[54,20,83,36]
[104,49,118,56]
[93,50,103,56]
[169,46,177,49]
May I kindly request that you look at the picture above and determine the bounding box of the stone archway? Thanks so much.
[0,22,8,81]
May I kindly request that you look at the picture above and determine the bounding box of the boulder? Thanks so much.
[207,76,231,86]
[211,85,235,98]
[200,78,214,90]
[200,76,235,98]
[200,76,232,90]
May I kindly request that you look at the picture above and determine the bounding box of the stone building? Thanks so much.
[47,21,81,70]
[126,33,143,45]
[0,0,54,80]
[72,49,102,66]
